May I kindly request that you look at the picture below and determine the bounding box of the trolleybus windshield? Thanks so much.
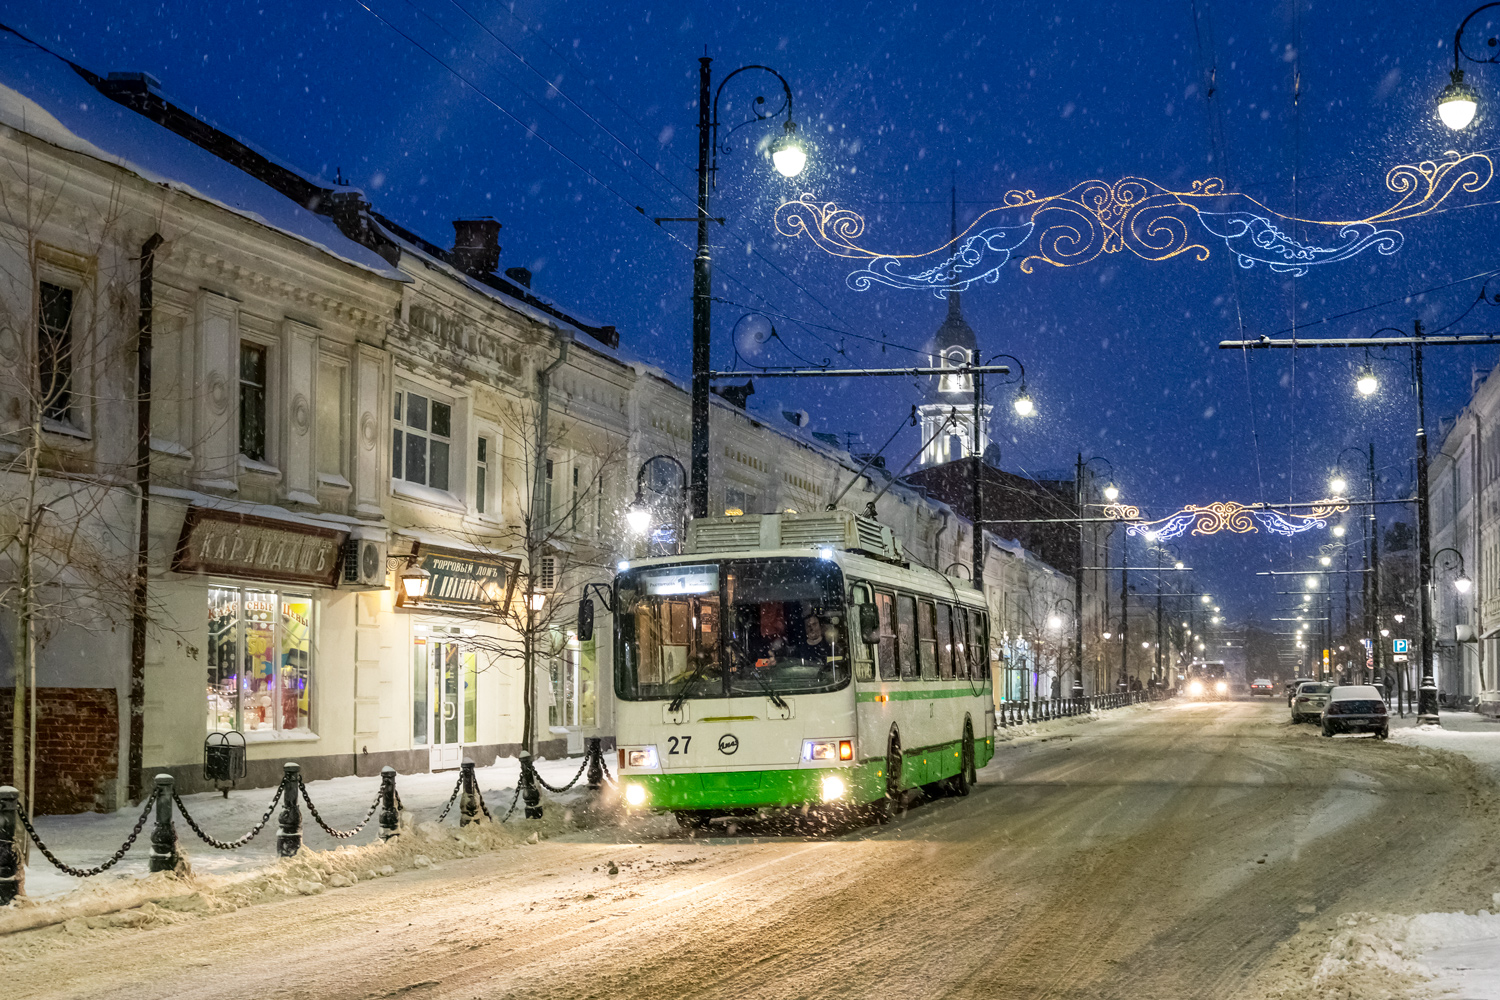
[616,557,849,701]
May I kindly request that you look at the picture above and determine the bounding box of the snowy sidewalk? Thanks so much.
[1328,710,1500,997]
[16,755,596,901]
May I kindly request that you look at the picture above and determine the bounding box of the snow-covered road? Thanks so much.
[5,700,1498,1000]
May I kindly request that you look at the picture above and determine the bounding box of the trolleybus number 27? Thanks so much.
[666,736,692,755]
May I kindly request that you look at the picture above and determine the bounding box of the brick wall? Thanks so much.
[0,688,120,815]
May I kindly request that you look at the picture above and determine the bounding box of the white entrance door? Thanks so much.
[424,640,475,771]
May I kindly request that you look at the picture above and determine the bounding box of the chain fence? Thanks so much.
[173,784,282,850]
[12,791,157,879]
[0,739,613,903]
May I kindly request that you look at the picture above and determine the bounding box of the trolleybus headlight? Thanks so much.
[803,739,840,761]
[623,783,648,807]
[1215,680,1228,695]
[624,747,659,769]
[820,774,847,802]
[1188,680,1204,696]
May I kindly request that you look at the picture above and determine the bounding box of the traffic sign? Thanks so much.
[1392,639,1409,654]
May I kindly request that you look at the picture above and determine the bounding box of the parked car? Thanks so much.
[1291,681,1334,723]
[1285,677,1317,706]
[1322,685,1390,739]
[1249,678,1275,697]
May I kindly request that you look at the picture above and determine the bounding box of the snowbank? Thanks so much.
[3,755,614,935]
[1291,910,1500,998]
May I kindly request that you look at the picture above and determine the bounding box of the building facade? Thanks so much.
[0,36,1085,815]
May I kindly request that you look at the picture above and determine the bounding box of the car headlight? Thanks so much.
[623,746,659,769]
[803,739,854,762]
[623,783,648,807]
[820,774,847,802]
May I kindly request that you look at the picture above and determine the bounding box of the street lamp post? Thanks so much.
[1413,323,1441,724]
[627,455,689,556]
[684,58,806,519]
[1076,454,1115,698]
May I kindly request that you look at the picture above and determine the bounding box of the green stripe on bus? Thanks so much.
[856,688,989,703]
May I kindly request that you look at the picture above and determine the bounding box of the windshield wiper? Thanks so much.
[668,656,713,713]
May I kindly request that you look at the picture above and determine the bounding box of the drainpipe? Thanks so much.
[129,234,162,805]
[523,335,570,756]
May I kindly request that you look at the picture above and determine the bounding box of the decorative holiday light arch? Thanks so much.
[1108,499,1349,540]
[774,151,1493,294]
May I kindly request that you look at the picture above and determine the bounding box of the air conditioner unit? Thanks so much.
[341,534,388,590]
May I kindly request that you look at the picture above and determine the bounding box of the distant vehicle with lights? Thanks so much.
[586,511,996,829]
[1321,685,1389,738]
[1248,678,1275,697]
[1184,661,1230,700]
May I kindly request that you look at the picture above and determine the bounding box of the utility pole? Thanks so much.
[1074,453,1086,697]
[1155,546,1164,685]
[1414,321,1440,724]
[1120,551,1129,690]
[689,56,713,520]
[972,367,985,592]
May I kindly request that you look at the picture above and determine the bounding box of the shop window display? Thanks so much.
[206,587,314,735]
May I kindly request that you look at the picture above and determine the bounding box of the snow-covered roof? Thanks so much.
[0,28,405,281]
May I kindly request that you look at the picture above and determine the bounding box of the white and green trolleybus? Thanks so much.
[603,510,996,825]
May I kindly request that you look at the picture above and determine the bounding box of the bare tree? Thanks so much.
[0,142,176,842]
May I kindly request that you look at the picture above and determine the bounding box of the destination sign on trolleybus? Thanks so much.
[639,564,719,596]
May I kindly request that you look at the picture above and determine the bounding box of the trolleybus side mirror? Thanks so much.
[858,604,880,643]
[577,597,595,642]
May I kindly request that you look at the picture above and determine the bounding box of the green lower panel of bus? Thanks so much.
[624,736,995,812]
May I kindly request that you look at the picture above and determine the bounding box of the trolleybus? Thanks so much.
[586,511,997,826]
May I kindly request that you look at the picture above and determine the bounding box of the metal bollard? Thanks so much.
[0,785,20,904]
[148,774,180,873]
[519,751,542,820]
[459,760,481,826]
[277,763,302,857]
[586,737,604,790]
[378,766,399,840]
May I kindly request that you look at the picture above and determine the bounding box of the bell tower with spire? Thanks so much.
[917,183,991,467]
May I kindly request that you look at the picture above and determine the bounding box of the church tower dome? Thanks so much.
[916,185,992,468]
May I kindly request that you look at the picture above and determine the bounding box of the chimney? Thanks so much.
[504,266,532,289]
[451,218,501,275]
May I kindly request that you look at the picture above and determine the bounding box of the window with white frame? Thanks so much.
[207,587,314,736]
[392,386,453,492]
[475,436,491,515]
[37,281,75,425]
[316,358,348,482]
[239,341,269,462]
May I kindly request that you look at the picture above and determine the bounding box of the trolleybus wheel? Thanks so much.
[950,721,975,797]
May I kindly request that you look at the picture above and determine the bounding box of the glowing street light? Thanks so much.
[1439,70,1481,130]
[1305,576,1319,590]
[1013,388,1036,417]
[771,125,808,177]
[1356,366,1379,395]
[1103,482,1120,502]
[1329,475,1348,495]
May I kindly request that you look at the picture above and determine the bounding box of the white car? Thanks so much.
[1291,681,1333,723]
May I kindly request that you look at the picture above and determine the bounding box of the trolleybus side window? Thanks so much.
[849,584,876,682]
[917,600,939,679]
[952,606,968,676]
[968,611,989,679]
[875,591,898,680]
[936,603,954,679]
[895,594,918,680]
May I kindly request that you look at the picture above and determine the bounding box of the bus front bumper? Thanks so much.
[619,762,886,812]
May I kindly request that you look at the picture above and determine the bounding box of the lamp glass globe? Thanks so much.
[771,132,807,177]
